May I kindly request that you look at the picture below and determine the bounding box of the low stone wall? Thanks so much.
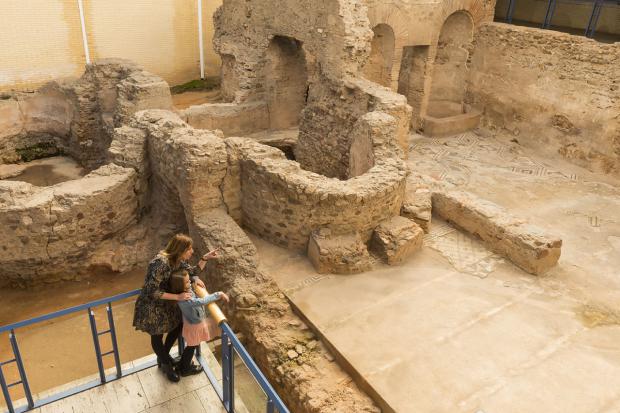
[181,101,269,137]
[432,190,562,275]
[468,23,620,175]
[0,164,139,286]
[188,208,379,413]
[235,136,407,251]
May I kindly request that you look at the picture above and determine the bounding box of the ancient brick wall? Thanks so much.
[468,23,620,175]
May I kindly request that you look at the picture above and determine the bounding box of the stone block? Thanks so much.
[401,188,432,233]
[307,229,372,274]
[370,216,424,265]
[432,190,562,275]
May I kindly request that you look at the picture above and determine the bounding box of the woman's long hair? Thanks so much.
[161,234,193,269]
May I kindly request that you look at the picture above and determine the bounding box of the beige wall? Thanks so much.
[0,0,221,92]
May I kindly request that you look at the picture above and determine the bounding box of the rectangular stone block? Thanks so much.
[370,216,423,265]
[401,187,432,233]
[432,190,562,275]
[307,229,372,274]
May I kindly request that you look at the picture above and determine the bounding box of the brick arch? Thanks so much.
[436,0,493,35]
[366,3,411,91]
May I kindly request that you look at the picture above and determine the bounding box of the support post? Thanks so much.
[87,308,106,383]
[506,0,516,23]
[222,328,235,413]
[542,0,557,29]
[77,0,91,64]
[198,0,205,79]
[585,0,604,38]
[9,331,33,409]
[106,304,122,379]
[0,363,14,413]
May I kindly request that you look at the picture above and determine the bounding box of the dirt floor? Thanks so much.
[1,156,85,186]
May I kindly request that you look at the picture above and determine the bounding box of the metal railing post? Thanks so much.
[506,0,516,23]
[267,399,275,413]
[542,0,557,29]
[9,331,34,409]
[585,0,603,38]
[222,327,235,413]
[0,363,14,413]
[87,308,106,383]
[105,304,122,379]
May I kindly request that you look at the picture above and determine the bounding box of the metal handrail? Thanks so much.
[0,289,289,413]
[0,289,141,334]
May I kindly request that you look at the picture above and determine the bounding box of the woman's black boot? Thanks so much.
[161,362,180,382]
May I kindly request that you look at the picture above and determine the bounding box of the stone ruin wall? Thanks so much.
[0,60,173,287]
[109,109,381,412]
[363,0,497,129]
[0,164,138,287]
[196,0,413,180]
[0,59,172,169]
[236,113,408,251]
[467,23,620,175]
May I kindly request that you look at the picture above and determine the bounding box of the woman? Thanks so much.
[133,233,219,382]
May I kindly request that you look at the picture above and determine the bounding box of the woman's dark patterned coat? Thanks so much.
[132,253,198,336]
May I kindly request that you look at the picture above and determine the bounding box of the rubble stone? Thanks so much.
[401,187,432,233]
[307,229,372,274]
[370,216,424,265]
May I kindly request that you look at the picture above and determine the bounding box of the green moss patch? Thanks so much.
[170,76,221,94]
[16,142,61,162]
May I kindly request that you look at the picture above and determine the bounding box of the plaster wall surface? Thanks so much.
[0,0,222,91]
[468,23,620,175]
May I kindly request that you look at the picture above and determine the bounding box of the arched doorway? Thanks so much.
[264,36,309,130]
[363,24,396,87]
[427,11,474,117]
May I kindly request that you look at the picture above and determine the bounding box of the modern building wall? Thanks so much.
[0,0,222,92]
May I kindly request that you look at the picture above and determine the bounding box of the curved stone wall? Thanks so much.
[230,110,408,251]
[0,164,139,286]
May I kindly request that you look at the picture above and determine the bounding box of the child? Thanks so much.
[169,269,229,376]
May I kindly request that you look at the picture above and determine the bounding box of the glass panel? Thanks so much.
[233,347,268,413]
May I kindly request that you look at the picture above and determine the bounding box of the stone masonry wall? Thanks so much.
[0,60,172,169]
[109,109,381,412]
[0,164,139,286]
[236,136,407,251]
[468,23,620,175]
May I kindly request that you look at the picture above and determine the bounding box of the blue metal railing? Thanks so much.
[0,289,288,413]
